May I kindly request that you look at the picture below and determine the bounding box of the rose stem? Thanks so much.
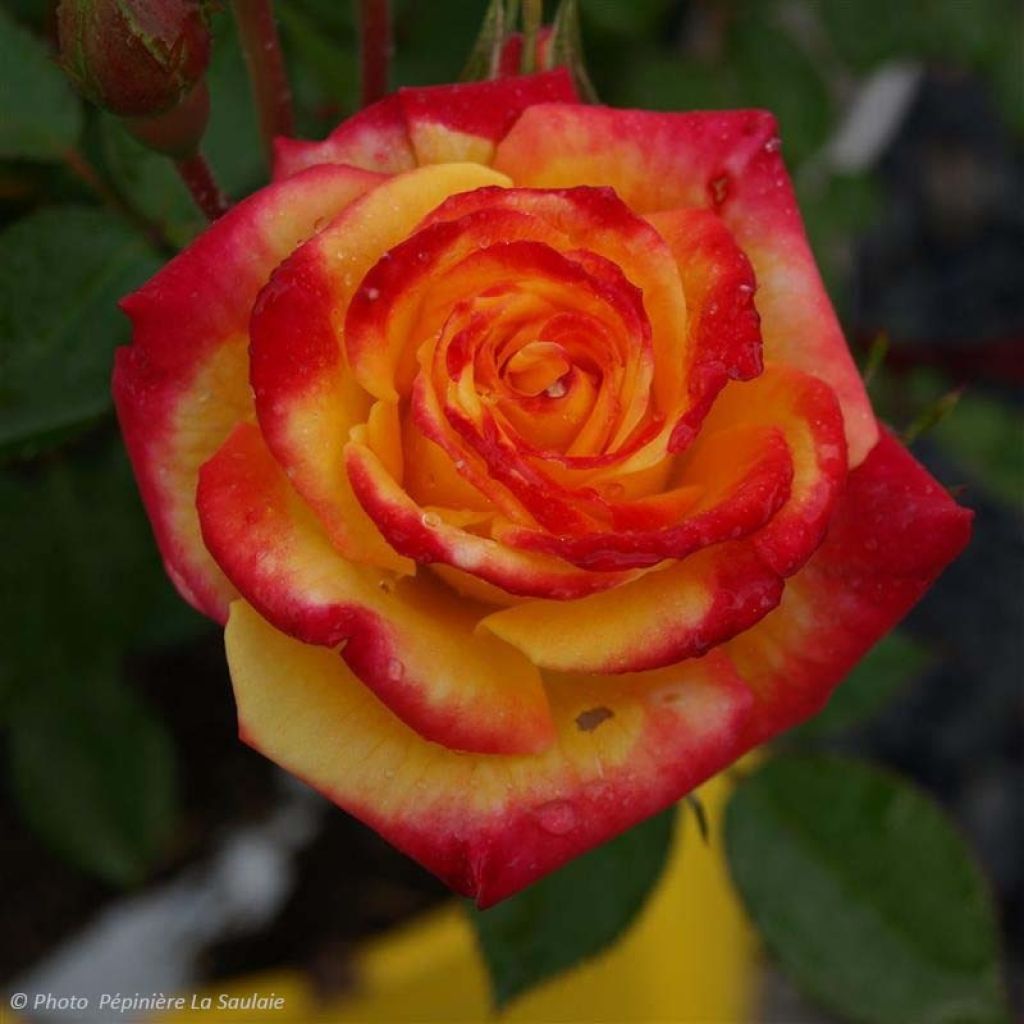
[230,0,295,166]
[521,0,542,73]
[63,146,175,252]
[357,0,392,108]
[174,153,230,221]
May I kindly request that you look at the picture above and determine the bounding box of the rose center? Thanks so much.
[502,339,570,398]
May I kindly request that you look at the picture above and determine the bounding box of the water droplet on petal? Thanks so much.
[364,286,380,301]
[651,686,689,708]
[387,658,404,682]
[544,378,567,399]
[421,511,441,529]
[764,136,782,154]
[533,800,578,835]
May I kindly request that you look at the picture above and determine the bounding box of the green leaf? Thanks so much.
[904,387,964,446]
[725,757,1009,1024]
[203,11,266,198]
[468,809,674,1008]
[0,6,82,161]
[0,207,160,459]
[460,0,507,81]
[278,3,358,109]
[0,440,206,712]
[792,631,935,740]
[101,117,204,249]
[929,390,1024,509]
[730,9,832,165]
[8,665,178,886]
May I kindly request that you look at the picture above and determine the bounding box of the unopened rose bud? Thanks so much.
[57,0,211,119]
[123,77,210,158]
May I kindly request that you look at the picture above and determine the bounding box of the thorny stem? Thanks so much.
[357,0,392,108]
[174,153,230,221]
[63,146,174,253]
[231,0,295,166]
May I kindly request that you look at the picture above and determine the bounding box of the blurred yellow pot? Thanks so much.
[155,772,754,1023]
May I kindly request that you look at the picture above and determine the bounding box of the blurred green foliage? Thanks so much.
[726,757,1010,1024]
[0,3,1019,1015]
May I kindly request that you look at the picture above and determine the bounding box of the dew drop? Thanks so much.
[387,658,405,682]
[421,511,442,529]
[763,136,782,154]
[533,800,578,836]
[651,686,689,709]
[544,378,568,399]
[364,286,381,301]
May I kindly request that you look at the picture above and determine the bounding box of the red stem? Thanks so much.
[175,154,230,221]
[231,0,295,165]
[357,0,392,108]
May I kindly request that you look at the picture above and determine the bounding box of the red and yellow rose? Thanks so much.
[114,70,971,905]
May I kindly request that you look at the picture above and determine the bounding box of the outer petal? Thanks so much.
[272,71,577,180]
[397,70,578,166]
[493,104,877,465]
[113,163,384,622]
[730,429,973,741]
[272,94,416,180]
[197,423,554,756]
[228,599,755,906]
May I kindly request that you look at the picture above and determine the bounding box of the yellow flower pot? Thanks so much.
[155,773,754,1023]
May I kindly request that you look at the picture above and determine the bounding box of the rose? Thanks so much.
[114,69,971,906]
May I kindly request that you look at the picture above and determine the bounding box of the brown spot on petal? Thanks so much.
[575,706,614,732]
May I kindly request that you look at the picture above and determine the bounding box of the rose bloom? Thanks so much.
[114,70,971,906]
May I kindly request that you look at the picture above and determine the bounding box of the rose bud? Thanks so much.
[56,0,211,119]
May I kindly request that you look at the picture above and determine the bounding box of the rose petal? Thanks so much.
[250,163,511,572]
[272,70,577,180]
[398,70,577,165]
[197,423,555,756]
[730,429,972,740]
[113,163,384,622]
[493,104,877,465]
[273,94,415,180]
[227,598,754,906]
[345,437,637,600]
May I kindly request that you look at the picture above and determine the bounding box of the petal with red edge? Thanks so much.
[113,163,385,622]
[345,438,636,599]
[397,70,577,166]
[198,423,554,756]
[228,598,754,906]
[249,163,511,572]
[698,363,848,576]
[493,104,877,465]
[480,542,784,674]
[272,94,416,180]
[730,429,973,741]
